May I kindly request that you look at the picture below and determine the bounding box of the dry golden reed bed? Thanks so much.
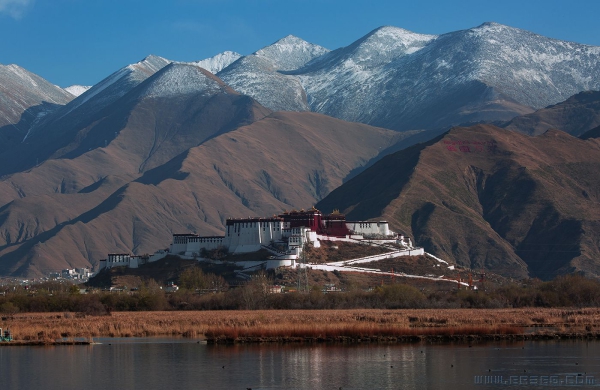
[2,308,600,342]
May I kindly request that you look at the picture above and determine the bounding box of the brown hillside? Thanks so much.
[318,124,600,280]
[0,109,403,276]
[504,90,600,136]
[581,125,600,140]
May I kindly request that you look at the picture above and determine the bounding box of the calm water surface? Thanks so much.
[1,338,600,389]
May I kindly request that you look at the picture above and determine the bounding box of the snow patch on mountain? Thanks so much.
[192,51,241,74]
[64,85,91,97]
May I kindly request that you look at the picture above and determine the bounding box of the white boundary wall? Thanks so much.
[325,248,425,266]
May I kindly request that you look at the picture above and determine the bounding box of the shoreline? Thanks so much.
[3,333,600,346]
[0,340,92,346]
[206,332,600,344]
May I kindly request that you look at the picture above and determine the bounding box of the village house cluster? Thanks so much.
[48,267,94,281]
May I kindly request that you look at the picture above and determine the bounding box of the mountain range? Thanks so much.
[218,22,600,132]
[1,22,600,277]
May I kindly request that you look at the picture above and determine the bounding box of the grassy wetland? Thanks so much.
[4,308,600,344]
[3,271,600,344]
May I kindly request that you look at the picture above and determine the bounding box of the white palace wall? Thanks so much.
[171,234,195,255]
[346,221,390,236]
[222,220,285,254]
[185,236,224,255]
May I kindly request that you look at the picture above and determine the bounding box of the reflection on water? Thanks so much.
[1,339,600,389]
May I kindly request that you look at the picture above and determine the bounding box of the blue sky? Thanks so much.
[1,0,599,87]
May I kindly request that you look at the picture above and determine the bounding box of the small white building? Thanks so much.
[62,269,76,278]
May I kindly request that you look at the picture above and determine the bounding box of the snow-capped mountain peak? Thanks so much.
[258,34,317,53]
[125,55,171,78]
[215,35,329,112]
[2,64,74,105]
[254,34,330,71]
[64,85,91,97]
[296,25,437,74]
[192,51,242,74]
[140,63,230,98]
[63,55,171,113]
[5,64,40,88]
[350,25,437,63]
[20,55,172,140]
[0,63,74,131]
[469,21,514,35]
[366,25,437,49]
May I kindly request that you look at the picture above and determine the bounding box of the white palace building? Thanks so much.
[100,208,413,270]
[169,208,410,268]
